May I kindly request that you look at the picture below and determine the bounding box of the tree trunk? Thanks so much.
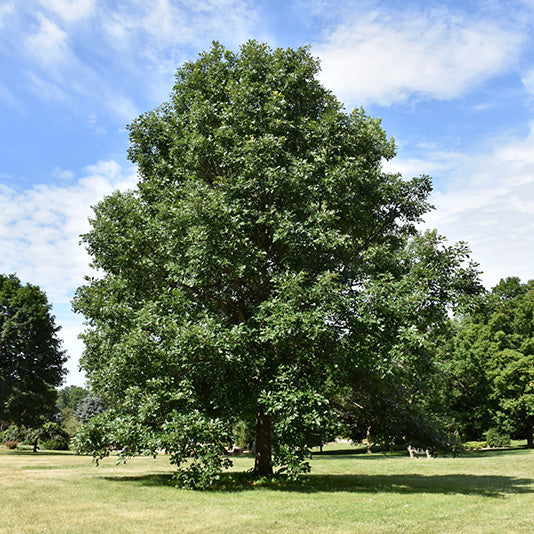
[33,438,39,453]
[366,426,372,453]
[253,409,273,476]
[527,415,534,449]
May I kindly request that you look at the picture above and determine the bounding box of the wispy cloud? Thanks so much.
[51,167,75,181]
[386,125,534,287]
[25,71,69,101]
[520,67,534,100]
[0,2,14,28]
[0,160,136,304]
[37,0,95,23]
[5,1,260,119]
[315,8,524,106]
[98,0,257,63]
[98,0,259,90]
[25,14,73,68]
[0,82,22,110]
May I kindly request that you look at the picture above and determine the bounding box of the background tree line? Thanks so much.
[3,271,531,456]
[0,273,104,450]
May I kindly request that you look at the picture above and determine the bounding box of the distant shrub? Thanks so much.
[464,441,486,451]
[40,438,69,451]
[16,444,35,451]
[5,440,17,449]
[484,428,510,448]
[40,422,70,450]
[2,424,33,443]
[233,419,254,450]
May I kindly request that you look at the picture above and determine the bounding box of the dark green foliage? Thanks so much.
[444,277,534,446]
[56,385,105,436]
[56,385,89,437]
[0,274,66,430]
[73,42,481,488]
[439,320,496,439]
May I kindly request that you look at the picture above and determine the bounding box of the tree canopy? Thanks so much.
[0,274,66,431]
[73,42,481,487]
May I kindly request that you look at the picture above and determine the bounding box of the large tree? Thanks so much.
[0,274,66,434]
[73,42,480,487]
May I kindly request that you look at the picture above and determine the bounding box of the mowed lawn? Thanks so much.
[2,445,534,533]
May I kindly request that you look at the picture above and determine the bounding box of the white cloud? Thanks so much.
[25,14,72,67]
[3,1,260,120]
[315,9,524,106]
[0,160,136,305]
[0,2,14,28]
[101,0,257,55]
[107,95,141,123]
[86,113,107,135]
[52,167,75,181]
[388,125,534,288]
[383,155,452,180]
[0,160,137,385]
[89,0,260,110]
[37,0,95,23]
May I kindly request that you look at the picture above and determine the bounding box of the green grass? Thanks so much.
[1,445,534,533]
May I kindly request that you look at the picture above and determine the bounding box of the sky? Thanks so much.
[1,0,534,386]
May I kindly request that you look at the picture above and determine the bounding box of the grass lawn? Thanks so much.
[1,444,534,533]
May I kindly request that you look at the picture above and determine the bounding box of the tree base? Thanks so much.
[253,410,273,476]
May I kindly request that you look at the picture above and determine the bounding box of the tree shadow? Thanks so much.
[312,447,370,457]
[102,473,176,487]
[466,447,531,458]
[7,450,74,456]
[102,471,533,497]
[313,451,405,460]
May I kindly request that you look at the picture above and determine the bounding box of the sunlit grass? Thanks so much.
[1,445,534,533]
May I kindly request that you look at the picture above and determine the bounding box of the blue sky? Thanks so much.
[2,0,534,385]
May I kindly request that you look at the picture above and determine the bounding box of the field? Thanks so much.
[2,445,534,533]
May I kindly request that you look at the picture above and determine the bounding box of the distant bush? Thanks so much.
[464,441,486,451]
[16,444,34,451]
[2,424,32,443]
[41,438,69,451]
[40,422,70,450]
[233,419,254,450]
[484,428,510,448]
[5,440,17,449]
